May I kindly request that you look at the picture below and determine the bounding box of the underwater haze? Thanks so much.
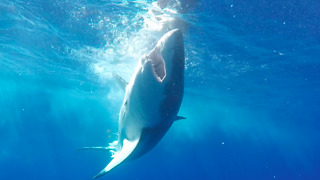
[1,0,320,179]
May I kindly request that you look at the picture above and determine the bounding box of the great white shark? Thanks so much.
[81,29,185,178]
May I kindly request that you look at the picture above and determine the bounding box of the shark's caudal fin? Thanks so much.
[113,73,128,91]
[93,138,139,179]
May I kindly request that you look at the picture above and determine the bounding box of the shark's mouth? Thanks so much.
[147,47,166,82]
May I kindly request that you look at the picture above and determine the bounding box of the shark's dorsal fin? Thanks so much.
[93,138,139,178]
[113,73,128,91]
[175,116,186,121]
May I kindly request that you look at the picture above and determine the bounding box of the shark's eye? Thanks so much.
[124,100,128,106]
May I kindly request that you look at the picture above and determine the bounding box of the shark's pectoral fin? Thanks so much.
[94,138,139,179]
[113,72,128,91]
[175,116,186,121]
[78,147,110,151]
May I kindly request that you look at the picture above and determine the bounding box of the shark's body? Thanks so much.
[85,29,185,178]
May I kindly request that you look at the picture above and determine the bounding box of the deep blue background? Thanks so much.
[1,0,319,179]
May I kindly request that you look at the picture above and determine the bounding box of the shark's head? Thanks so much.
[130,29,185,123]
[145,29,185,84]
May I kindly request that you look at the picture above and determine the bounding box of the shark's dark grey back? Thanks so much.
[127,124,172,160]
[160,30,185,121]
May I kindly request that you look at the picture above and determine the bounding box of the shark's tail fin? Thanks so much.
[92,138,139,178]
[93,169,108,179]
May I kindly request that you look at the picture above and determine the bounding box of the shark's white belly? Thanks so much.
[121,77,168,141]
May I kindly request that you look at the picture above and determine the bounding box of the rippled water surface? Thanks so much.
[1,0,319,179]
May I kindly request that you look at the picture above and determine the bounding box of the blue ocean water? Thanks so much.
[1,0,319,179]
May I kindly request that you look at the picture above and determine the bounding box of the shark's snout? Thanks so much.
[147,29,184,83]
[162,29,183,50]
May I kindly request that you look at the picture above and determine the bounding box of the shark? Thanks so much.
[81,29,185,178]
